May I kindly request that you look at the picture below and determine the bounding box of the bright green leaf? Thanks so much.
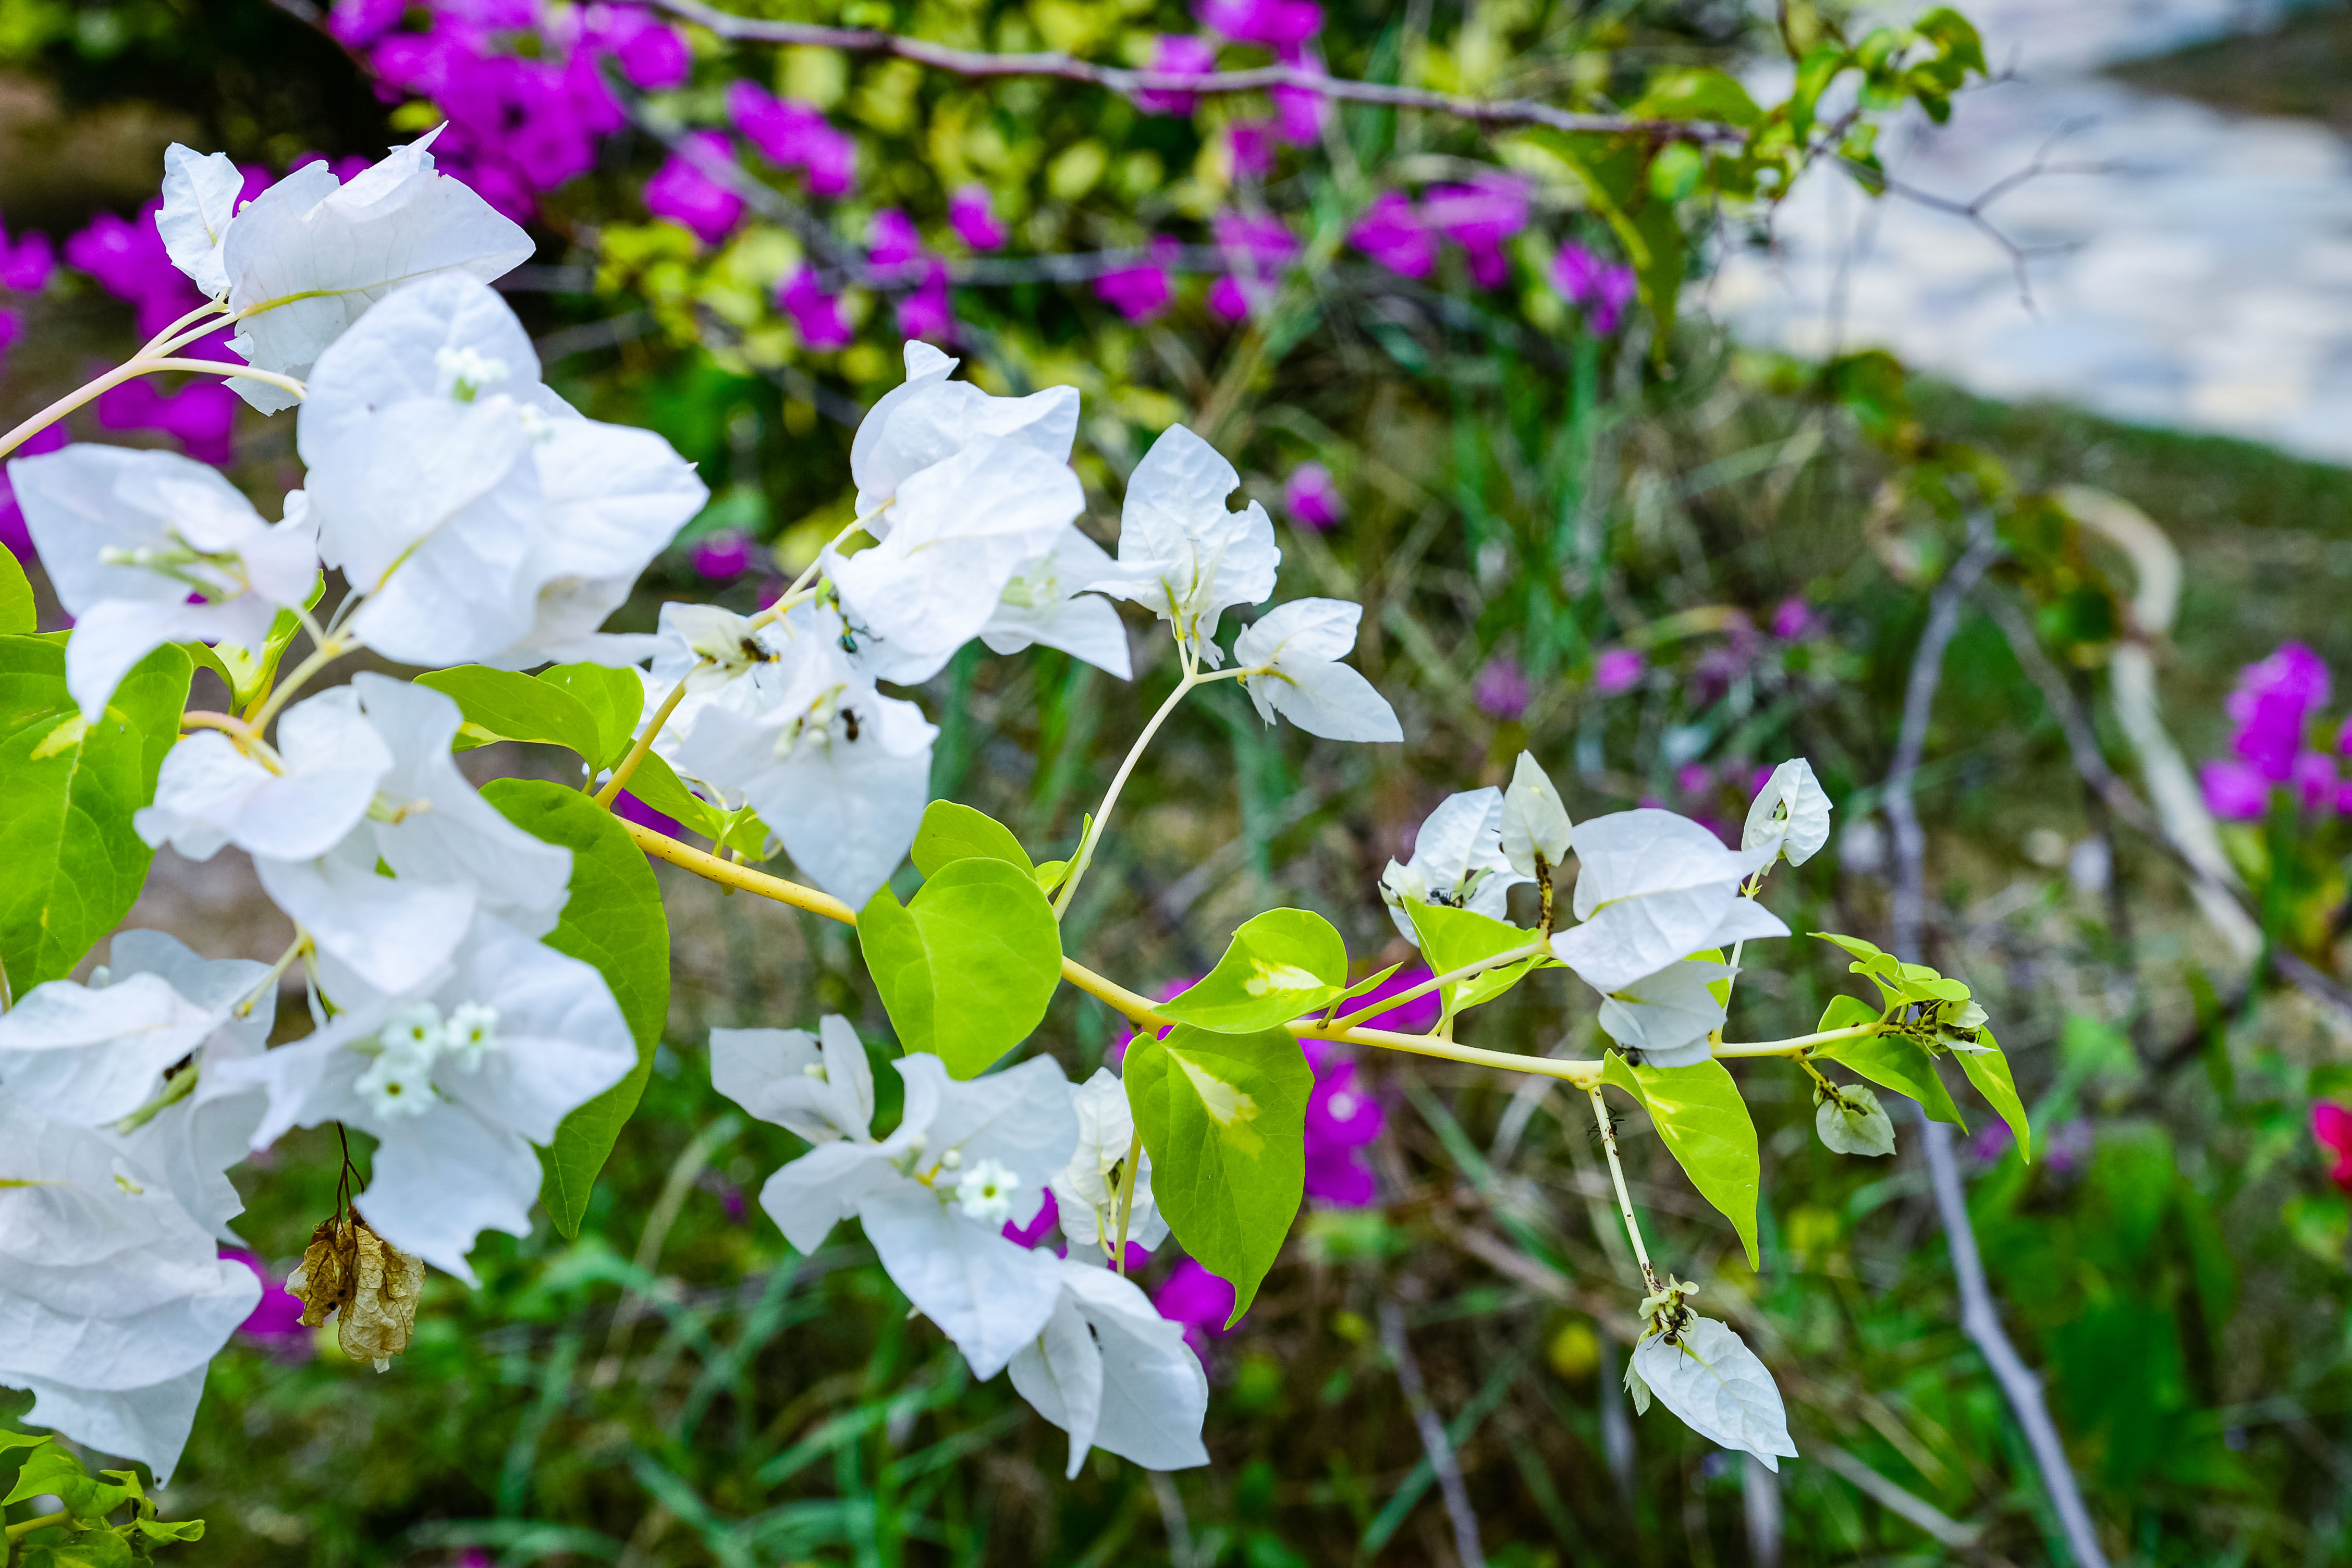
[0,637,188,995]
[1957,1026,2030,1161]
[1125,1023,1310,1322]
[128,1516,205,1544]
[0,546,34,635]
[858,859,1061,1077]
[911,800,1034,877]
[20,1527,136,1568]
[1324,960,1406,1014]
[538,663,646,770]
[1631,66,1763,127]
[5,1443,132,1520]
[415,666,605,764]
[1404,903,1547,1020]
[1161,909,1347,1034]
[1600,1050,1760,1268]
[481,781,671,1239]
[1812,994,1964,1126]
[614,750,724,840]
[1031,858,1070,893]
[0,1428,52,1455]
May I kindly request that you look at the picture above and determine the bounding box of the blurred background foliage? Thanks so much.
[5,0,2352,1564]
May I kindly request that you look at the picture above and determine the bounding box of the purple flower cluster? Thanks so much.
[1591,646,1645,695]
[96,378,239,466]
[1186,0,1329,171]
[727,81,858,200]
[1347,175,1532,288]
[1207,211,1300,321]
[1093,238,1183,324]
[0,209,54,369]
[1475,655,1531,720]
[1282,460,1343,530]
[1552,242,1636,334]
[1299,1038,1387,1206]
[2201,642,2352,820]
[223,1248,312,1361]
[334,0,687,222]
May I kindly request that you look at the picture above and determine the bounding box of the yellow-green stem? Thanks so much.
[1329,940,1548,1031]
[597,678,694,806]
[244,635,351,736]
[1589,1086,1659,1292]
[1112,1127,1143,1276]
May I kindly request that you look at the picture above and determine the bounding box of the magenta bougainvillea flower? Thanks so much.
[777,268,854,349]
[947,184,1006,251]
[1553,242,1638,333]
[1592,645,1645,695]
[643,132,744,244]
[1348,190,1435,279]
[2202,643,2339,820]
[96,378,238,466]
[2315,1104,2352,1191]
[1282,461,1344,530]
[1474,656,1530,720]
[1196,0,1325,50]
[1137,33,1220,116]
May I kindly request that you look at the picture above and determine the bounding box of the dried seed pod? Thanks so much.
[285,1212,425,1370]
[287,1215,358,1329]
[340,1219,425,1372]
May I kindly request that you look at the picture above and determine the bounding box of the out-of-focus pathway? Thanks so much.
[1712,0,2352,466]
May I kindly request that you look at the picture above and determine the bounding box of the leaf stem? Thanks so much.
[1710,1021,1881,1058]
[611,818,1614,1085]
[746,499,893,631]
[5,1510,68,1541]
[1112,1127,1142,1276]
[1051,655,1200,919]
[180,710,284,773]
[1588,1086,1660,1293]
[243,634,353,737]
[1328,940,1549,1031]
[596,677,695,807]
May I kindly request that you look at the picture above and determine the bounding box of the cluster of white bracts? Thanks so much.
[714,1023,1202,1477]
[0,125,1814,1490]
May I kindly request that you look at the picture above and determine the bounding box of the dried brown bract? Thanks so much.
[287,1212,425,1371]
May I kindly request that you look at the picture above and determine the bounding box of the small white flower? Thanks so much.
[1380,787,1531,945]
[1743,757,1832,868]
[354,1045,438,1120]
[1548,809,1785,994]
[1233,599,1401,743]
[376,1003,445,1058]
[441,1002,500,1072]
[1095,423,1279,664]
[955,1157,1021,1224]
[1049,1068,1167,1254]
[1500,752,1574,880]
[8,445,319,719]
[217,125,534,412]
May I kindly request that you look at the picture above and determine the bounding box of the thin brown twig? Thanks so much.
[1883,517,2111,1568]
[651,0,1747,144]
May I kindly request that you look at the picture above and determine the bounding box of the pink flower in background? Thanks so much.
[1553,242,1637,333]
[947,184,1005,251]
[1474,656,1529,720]
[224,1248,311,1360]
[2316,1103,2352,1191]
[604,7,692,90]
[1271,78,1329,144]
[0,215,54,293]
[692,529,754,580]
[1298,1040,1382,1207]
[1592,646,1645,695]
[1348,191,1435,279]
[1228,121,1277,178]
[1094,249,1174,322]
[612,790,680,837]
[1209,210,1297,320]
[1675,761,1712,798]
[1002,1186,1060,1247]
[96,378,239,466]
[1346,965,1439,1033]
[328,0,405,47]
[643,132,743,243]
[1425,175,1529,289]
[1197,0,1324,50]
[2201,759,2271,821]
[896,264,956,343]
[0,422,66,560]
[1771,596,1817,640]
[1282,461,1343,529]
[1137,34,1219,116]
[1155,1257,1239,1357]
[2227,642,2330,782]
[2296,750,2339,814]
[728,81,856,196]
[778,268,853,349]
[866,208,923,268]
